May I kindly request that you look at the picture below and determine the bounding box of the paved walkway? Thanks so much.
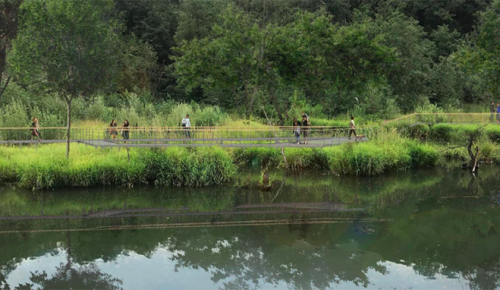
[81,136,368,148]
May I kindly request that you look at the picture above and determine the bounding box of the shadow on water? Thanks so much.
[0,166,500,289]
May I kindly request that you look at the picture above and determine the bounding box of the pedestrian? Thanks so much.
[120,120,130,142]
[497,104,500,123]
[301,112,310,125]
[108,119,118,140]
[491,102,496,122]
[348,116,356,139]
[31,117,42,141]
[181,114,191,139]
[302,115,309,144]
[293,118,301,145]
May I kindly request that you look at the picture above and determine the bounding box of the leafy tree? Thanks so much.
[117,35,158,94]
[115,0,178,65]
[0,0,22,103]
[457,0,500,99]
[9,0,122,158]
[174,8,393,120]
[402,0,492,34]
[175,0,228,42]
[430,25,461,59]
[358,9,436,112]
[174,5,266,117]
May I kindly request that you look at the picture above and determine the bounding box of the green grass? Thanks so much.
[1,126,498,190]
[0,144,235,190]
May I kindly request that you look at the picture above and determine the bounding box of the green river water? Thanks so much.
[0,166,500,289]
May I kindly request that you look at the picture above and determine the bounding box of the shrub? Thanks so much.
[405,124,430,140]
[428,124,455,143]
[0,100,30,140]
[406,141,439,167]
[231,147,281,167]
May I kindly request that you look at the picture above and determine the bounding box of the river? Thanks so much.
[0,166,499,289]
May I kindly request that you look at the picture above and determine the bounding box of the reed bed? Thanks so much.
[0,144,235,190]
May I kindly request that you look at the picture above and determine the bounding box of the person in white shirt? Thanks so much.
[181,114,191,138]
[293,118,301,144]
[348,116,356,139]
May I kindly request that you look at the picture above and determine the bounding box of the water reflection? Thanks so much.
[0,166,499,289]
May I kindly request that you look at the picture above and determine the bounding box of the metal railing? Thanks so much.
[384,113,500,127]
[0,126,365,148]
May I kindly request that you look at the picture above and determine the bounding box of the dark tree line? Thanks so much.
[1,0,500,123]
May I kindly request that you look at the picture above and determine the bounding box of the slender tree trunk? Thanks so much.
[0,44,6,103]
[0,75,9,104]
[65,98,72,159]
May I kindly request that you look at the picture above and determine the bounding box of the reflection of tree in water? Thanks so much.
[167,225,387,290]
[14,263,122,290]
[465,258,500,290]
[3,230,123,290]
[0,272,8,290]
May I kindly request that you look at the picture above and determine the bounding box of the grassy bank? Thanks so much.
[0,145,235,190]
[1,128,499,190]
[233,131,442,175]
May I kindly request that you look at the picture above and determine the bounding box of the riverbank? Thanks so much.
[1,128,498,190]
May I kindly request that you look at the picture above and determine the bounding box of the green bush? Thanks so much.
[486,126,500,144]
[407,141,439,167]
[140,147,234,186]
[231,147,281,167]
[0,100,30,140]
[324,142,412,175]
[405,124,430,140]
[428,124,455,143]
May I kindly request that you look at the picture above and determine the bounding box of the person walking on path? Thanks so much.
[293,118,301,144]
[491,102,496,122]
[108,119,118,140]
[31,117,42,141]
[301,112,310,125]
[120,120,130,142]
[302,115,309,144]
[348,116,356,139]
[182,114,191,139]
[497,104,500,123]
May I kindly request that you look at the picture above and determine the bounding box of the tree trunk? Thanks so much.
[0,75,10,104]
[0,44,6,103]
[66,99,72,159]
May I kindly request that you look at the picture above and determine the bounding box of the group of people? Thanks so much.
[490,102,500,123]
[292,114,357,145]
[292,112,311,144]
[107,119,130,140]
[107,115,192,140]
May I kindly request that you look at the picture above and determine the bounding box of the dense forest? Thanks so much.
[1,0,500,126]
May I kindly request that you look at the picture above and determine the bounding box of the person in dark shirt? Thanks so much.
[121,120,130,142]
[302,115,309,144]
[497,104,500,123]
[108,119,118,140]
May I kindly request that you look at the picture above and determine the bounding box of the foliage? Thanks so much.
[456,0,500,97]
[0,145,235,190]
[174,7,394,122]
[0,0,22,102]
[9,0,124,158]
